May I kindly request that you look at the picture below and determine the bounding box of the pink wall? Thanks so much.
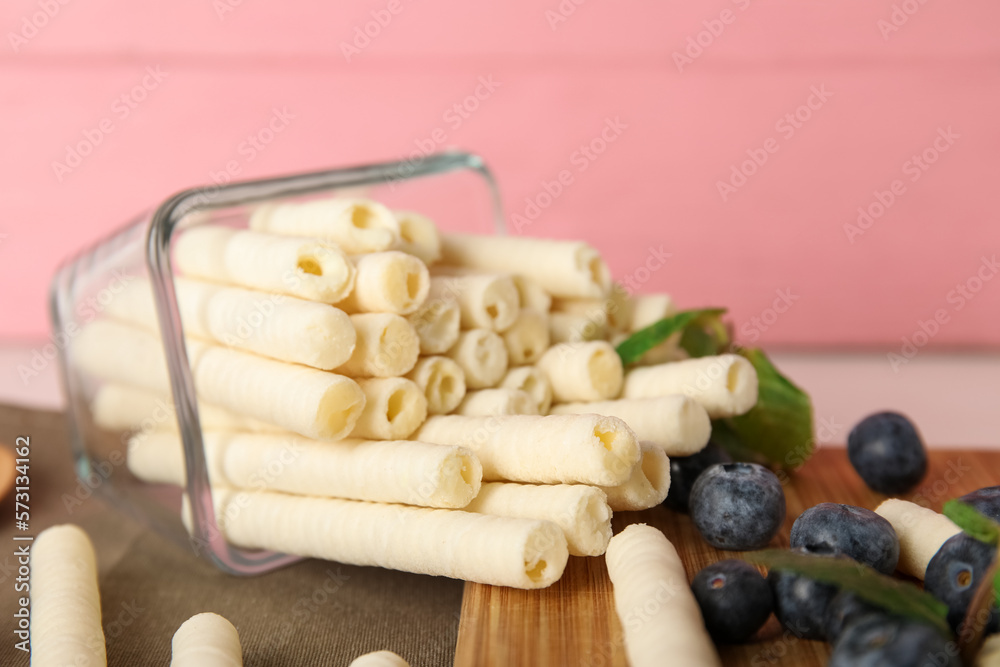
[1,0,998,347]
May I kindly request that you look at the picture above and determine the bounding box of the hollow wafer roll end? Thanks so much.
[349,377,428,440]
[407,299,461,355]
[405,356,467,415]
[599,443,671,511]
[393,210,441,265]
[538,341,623,403]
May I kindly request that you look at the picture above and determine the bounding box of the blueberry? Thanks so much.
[689,462,785,550]
[824,591,889,643]
[847,412,927,495]
[768,544,842,640]
[691,559,773,644]
[790,502,900,574]
[924,533,999,634]
[828,614,961,667]
[958,486,1000,523]
[663,442,731,512]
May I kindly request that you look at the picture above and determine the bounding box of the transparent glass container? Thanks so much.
[50,151,505,575]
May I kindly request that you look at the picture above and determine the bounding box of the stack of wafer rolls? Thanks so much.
[75,194,761,590]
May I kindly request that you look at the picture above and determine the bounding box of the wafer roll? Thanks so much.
[416,414,639,486]
[171,613,242,667]
[349,377,427,440]
[598,443,671,511]
[249,197,400,254]
[441,234,611,298]
[350,652,410,667]
[502,309,550,365]
[455,389,538,416]
[393,210,441,265]
[336,313,420,378]
[29,525,106,667]
[129,432,482,508]
[629,293,677,331]
[537,341,623,403]
[191,490,569,589]
[407,300,461,355]
[427,274,519,332]
[499,366,552,414]
[553,288,632,333]
[549,312,607,344]
[404,356,467,415]
[549,396,710,455]
[336,251,430,315]
[511,275,552,313]
[445,329,508,389]
[874,499,962,579]
[174,225,356,303]
[622,355,758,418]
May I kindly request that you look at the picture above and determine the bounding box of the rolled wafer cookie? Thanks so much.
[606,524,722,667]
[249,197,400,254]
[445,329,508,389]
[336,313,420,378]
[349,651,410,667]
[74,320,365,441]
[549,396,710,456]
[537,341,624,403]
[548,311,608,344]
[404,356,467,415]
[501,309,550,365]
[336,251,430,315]
[407,300,461,355]
[108,277,356,370]
[454,389,538,416]
[427,273,520,332]
[349,377,427,440]
[499,366,552,415]
[464,482,612,557]
[129,431,483,509]
[170,612,242,667]
[598,443,671,511]
[441,233,611,299]
[511,275,552,313]
[174,225,356,303]
[415,414,639,486]
[189,489,569,589]
[552,288,632,333]
[622,354,759,418]
[393,210,441,265]
[628,293,677,331]
[29,525,107,667]
[874,499,962,579]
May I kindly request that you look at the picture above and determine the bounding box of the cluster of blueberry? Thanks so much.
[662,412,999,665]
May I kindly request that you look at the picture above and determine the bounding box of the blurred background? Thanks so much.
[0,0,997,444]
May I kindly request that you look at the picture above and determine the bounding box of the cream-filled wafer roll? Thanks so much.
[552,289,632,334]
[607,524,721,667]
[427,273,519,332]
[549,396,710,456]
[336,313,420,378]
[549,311,608,344]
[445,329,508,389]
[404,356,466,415]
[130,432,482,509]
[393,210,441,265]
[92,383,284,434]
[501,309,550,365]
[350,651,410,667]
[30,525,106,667]
[108,277,356,370]
[454,389,538,417]
[874,499,961,579]
[349,377,427,440]
[622,354,758,418]
[174,226,356,303]
[75,321,365,440]
[499,366,552,415]
[416,414,639,486]
[511,275,552,313]
[249,197,400,254]
[629,293,677,331]
[464,482,612,557]
[336,251,430,315]
[171,612,242,667]
[537,341,623,403]
[598,443,671,511]
[407,299,460,355]
[190,490,569,589]
[441,234,611,299]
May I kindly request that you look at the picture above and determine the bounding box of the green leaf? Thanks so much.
[720,347,814,468]
[746,549,951,636]
[678,310,730,358]
[614,308,726,366]
[943,500,1000,546]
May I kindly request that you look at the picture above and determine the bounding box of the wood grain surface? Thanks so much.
[455,447,1000,667]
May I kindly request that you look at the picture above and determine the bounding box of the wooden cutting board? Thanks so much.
[454,447,1000,667]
